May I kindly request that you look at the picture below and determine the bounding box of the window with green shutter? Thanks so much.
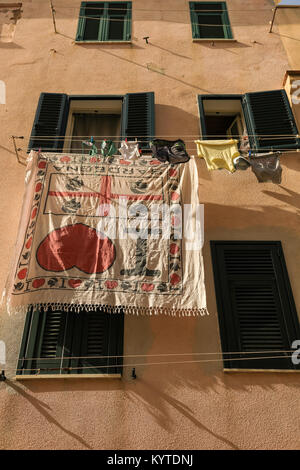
[198,90,300,151]
[28,92,155,153]
[17,307,124,376]
[76,2,132,42]
[210,241,300,371]
[189,2,233,39]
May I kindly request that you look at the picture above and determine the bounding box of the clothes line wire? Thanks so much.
[14,134,300,139]
[54,5,274,13]
[5,354,296,374]
[75,15,269,27]
[15,349,297,362]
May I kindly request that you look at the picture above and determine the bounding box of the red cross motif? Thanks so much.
[48,175,163,217]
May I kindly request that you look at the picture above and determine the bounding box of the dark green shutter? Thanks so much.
[17,308,69,375]
[71,309,124,374]
[189,2,233,40]
[210,241,300,370]
[28,93,69,152]
[242,89,300,151]
[121,92,155,151]
[18,307,124,376]
[189,2,200,39]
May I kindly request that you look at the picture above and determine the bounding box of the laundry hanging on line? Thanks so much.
[195,139,240,173]
[118,140,140,160]
[249,152,282,184]
[150,139,190,164]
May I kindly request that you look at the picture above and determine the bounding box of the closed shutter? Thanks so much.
[121,92,155,151]
[71,308,124,374]
[210,241,300,370]
[17,307,124,375]
[28,93,69,152]
[17,308,69,375]
[242,89,300,151]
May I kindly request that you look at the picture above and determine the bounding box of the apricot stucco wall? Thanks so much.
[0,0,299,450]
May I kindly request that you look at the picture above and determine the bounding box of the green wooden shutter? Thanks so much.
[28,93,69,152]
[121,92,155,151]
[242,89,300,151]
[189,2,200,39]
[17,308,69,375]
[71,308,124,375]
[75,2,86,41]
[210,241,300,370]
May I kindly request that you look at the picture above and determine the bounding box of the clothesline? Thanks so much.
[14,135,300,139]
[75,15,268,27]
[15,148,300,154]
[55,5,274,13]
[16,349,297,362]
[3,354,295,375]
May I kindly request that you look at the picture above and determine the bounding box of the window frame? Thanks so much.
[28,92,155,153]
[198,93,243,140]
[210,241,300,372]
[189,1,233,40]
[198,92,300,151]
[76,1,132,43]
[17,307,124,378]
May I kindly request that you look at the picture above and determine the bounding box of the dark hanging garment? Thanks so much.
[150,139,190,164]
[250,152,282,184]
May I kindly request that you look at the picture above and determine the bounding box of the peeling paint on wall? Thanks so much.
[0,4,22,43]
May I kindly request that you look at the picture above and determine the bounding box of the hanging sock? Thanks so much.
[250,152,282,184]
[100,140,117,157]
[118,140,140,160]
[150,139,190,164]
[195,139,240,173]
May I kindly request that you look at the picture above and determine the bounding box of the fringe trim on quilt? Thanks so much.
[6,302,209,317]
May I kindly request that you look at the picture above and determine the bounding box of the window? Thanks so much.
[211,241,300,371]
[76,2,132,42]
[198,90,300,151]
[17,307,124,376]
[28,92,155,153]
[189,2,233,40]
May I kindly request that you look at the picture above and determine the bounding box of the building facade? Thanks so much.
[0,0,299,450]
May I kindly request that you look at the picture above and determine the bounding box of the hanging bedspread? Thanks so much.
[3,151,207,317]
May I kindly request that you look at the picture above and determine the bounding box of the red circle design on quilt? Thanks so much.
[36,223,116,274]
[31,207,37,219]
[32,279,45,289]
[25,237,33,249]
[18,268,27,280]
[141,283,154,292]
[38,161,46,169]
[119,159,131,165]
[170,273,181,285]
[35,183,42,192]
[60,156,71,163]
[171,192,180,201]
[105,280,118,289]
[170,243,179,255]
[68,279,82,288]
[169,169,177,177]
[150,160,161,165]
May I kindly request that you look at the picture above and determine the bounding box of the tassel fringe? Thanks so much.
[6,302,209,317]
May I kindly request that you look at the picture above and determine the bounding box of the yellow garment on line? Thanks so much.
[195,139,240,173]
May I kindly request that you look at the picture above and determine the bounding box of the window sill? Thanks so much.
[75,41,132,45]
[193,38,237,43]
[15,373,122,380]
[224,368,300,373]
